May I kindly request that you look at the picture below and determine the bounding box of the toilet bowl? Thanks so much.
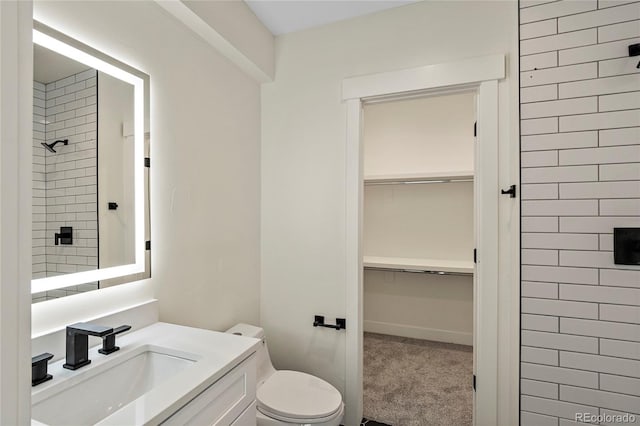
[226,324,344,426]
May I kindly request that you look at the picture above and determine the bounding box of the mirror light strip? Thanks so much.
[32,29,146,294]
[33,30,141,86]
[32,265,143,293]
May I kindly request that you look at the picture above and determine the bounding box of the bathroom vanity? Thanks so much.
[31,323,260,425]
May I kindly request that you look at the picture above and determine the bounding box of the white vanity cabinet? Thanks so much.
[162,354,257,426]
[231,402,258,425]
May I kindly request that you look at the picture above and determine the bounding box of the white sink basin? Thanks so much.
[32,345,197,426]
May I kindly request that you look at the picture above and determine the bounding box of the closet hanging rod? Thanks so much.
[364,178,474,186]
[364,266,473,276]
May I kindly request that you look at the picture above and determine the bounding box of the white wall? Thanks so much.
[364,182,474,260]
[363,93,475,261]
[260,2,520,423]
[182,0,274,80]
[363,92,476,177]
[363,189,474,342]
[32,0,263,333]
[364,270,474,344]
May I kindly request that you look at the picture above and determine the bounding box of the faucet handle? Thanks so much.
[98,325,131,355]
[32,353,54,386]
[67,322,113,337]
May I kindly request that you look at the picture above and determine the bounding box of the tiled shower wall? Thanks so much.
[33,82,47,279]
[32,69,99,302]
[519,1,640,425]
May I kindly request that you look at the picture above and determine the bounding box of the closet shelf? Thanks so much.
[364,171,474,185]
[363,256,474,275]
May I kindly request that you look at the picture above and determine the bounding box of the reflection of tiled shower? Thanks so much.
[32,69,99,302]
[33,81,47,279]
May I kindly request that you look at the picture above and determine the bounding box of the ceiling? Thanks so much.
[34,45,92,84]
[244,1,418,36]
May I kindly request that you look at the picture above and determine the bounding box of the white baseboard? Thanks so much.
[364,320,473,346]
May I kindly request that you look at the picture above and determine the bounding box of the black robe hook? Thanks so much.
[629,43,640,69]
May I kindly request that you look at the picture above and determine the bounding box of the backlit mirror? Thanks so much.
[32,22,150,303]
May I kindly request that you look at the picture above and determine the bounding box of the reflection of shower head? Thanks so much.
[41,139,68,153]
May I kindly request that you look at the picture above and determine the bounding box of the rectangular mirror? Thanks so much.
[32,21,150,303]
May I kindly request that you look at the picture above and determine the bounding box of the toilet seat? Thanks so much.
[257,370,343,423]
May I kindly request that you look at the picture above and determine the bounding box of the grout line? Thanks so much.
[559,18,640,37]
[521,26,592,43]
[521,363,640,388]
[522,335,640,356]
[522,307,640,323]
[521,9,598,26]
[519,0,562,10]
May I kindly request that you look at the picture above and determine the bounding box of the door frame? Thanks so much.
[342,54,505,426]
[0,0,34,424]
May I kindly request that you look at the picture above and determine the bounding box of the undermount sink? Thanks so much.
[32,346,197,426]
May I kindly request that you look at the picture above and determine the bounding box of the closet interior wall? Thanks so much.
[363,92,476,345]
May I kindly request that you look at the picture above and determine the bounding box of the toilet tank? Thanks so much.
[225,323,276,385]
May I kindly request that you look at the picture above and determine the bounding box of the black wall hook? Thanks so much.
[313,315,346,331]
[501,184,517,198]
[629,43,640,68]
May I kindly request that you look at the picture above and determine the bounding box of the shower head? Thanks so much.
[41,139,68,153]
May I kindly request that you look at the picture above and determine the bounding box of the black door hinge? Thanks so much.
[474,121,477,137]
[144,157,150,168]
[474,249,477,264]
[473,374,476,391]
[145,241,151,250]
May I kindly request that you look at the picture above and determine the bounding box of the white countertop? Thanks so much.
[31,322,260,425]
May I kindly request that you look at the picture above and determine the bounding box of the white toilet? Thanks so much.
[226,324,345,426]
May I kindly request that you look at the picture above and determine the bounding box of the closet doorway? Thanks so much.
[361,91,476,425]
[343,55,504,426]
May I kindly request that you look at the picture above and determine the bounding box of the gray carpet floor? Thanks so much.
[363,332,473,426]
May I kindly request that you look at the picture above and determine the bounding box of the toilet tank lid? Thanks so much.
[225,323,265,339]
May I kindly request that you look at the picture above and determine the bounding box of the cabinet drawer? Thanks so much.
[230,401,256,426]
[162,355,256,426]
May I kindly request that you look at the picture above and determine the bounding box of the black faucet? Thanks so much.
[63,323,113,370]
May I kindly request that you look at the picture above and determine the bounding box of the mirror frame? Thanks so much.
[31,21,150,294]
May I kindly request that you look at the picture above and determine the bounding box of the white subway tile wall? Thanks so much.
[520,0,640,423]
[31,69,99,303]
[33,81,47,284]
